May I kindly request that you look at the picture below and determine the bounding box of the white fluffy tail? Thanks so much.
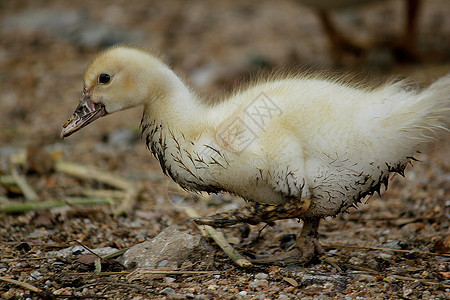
[379,74,450,154]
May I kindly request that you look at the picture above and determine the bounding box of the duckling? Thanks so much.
[61,46,449,265]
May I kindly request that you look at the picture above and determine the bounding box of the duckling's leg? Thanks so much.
[252,218,324,266]
[194,199,322,265]
[193,198,311,227]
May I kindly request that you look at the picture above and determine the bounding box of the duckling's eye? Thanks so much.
[98,74,111,84]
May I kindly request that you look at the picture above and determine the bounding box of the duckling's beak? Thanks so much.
[61,90,107,139]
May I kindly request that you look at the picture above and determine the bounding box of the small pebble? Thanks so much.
[164,277,176,283]
[402,288,413,298]
[285,286,295,293]
[70,245,86,255]
[29,271,42,280]
[255,273,269,280]
[380,240,402,250]
[358,274,376,282]
[279,295,289,299]
[159,287,175,295]
[249,279,269,289]
[157,260,169,268]
[378,252,393,259]
[237,291,247,296]
[166,293,185,300]
[348,257,363,265]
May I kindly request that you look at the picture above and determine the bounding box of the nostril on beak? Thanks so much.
[63,119,71,128]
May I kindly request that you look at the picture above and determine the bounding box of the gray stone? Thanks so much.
[159,287,175,295]
[164,277,176,283]
[249,279,268,289]
[255,273,269,280]
[380,240,403,250]
[119,226,214,269]
[29,271,43,280]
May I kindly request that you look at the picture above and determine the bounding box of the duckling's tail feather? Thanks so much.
[380,74,450,151]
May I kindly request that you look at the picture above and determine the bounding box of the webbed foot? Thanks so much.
[252,218,324,266]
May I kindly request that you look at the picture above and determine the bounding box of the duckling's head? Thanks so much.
[61,46,167,138]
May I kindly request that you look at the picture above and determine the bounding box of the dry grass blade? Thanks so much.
[391,275,450,288]
[82,189,126,198]
[10,168,39,202]
[0,276,42,293]
[324,243,450,257]
[344,264,450,288]
[0,175,16,186]
[141,270,221,275]
[101,248,129,260]
[0,197,112,213]
[65,270,220,276]
[114,187,140,216]
[64,271,131,276]
[55,161,140,215]
[55,161,132,190]
[185,207,253,268]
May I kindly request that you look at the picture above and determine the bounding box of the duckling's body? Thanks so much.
[61,46,450,265]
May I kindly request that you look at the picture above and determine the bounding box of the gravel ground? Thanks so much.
[0,0,449,299]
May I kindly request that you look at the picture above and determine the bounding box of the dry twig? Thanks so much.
[0,175,15,186]
[0,276,42,293]
[64,271,131,276]
[324,243,450,257]
[114,187,140,216]
[0,197,112,213]
[10,168,39,202]
[185,207,253,268]
[55,161,131,190]
[82,189,126,198]
[3,151,140,214]
[56,161,140,215]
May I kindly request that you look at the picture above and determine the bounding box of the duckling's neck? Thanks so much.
[140,64,224,192]
[142,65,205,129]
